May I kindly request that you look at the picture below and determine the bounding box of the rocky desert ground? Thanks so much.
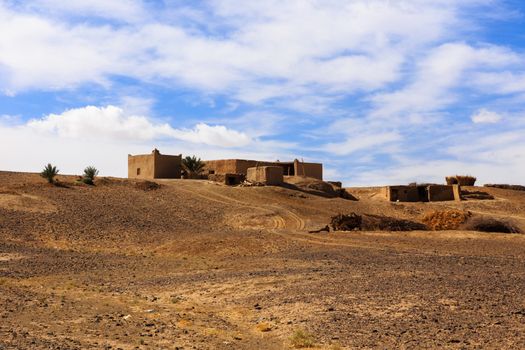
[1,171,525,349]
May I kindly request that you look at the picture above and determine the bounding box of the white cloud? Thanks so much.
[0,105,300,176]
[0,114,21,126]
[0,0,490,103]
[7,0,147,23]
[471,109,503,123]
[323,132,401,156]
[27,105,252,147]
[118,96,156,116]
[471,71,525,94]
[0,127,297,178]
[370,43,521,120]
[171,123,251,147]
[340,116,525,186]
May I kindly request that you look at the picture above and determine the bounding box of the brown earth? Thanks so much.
[1,171,525,349]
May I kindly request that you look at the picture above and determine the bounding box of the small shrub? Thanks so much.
[289,329,315,348]
[40,163,59,184]
[362,214,427,231]
[446,175,476,186]
[445,176,458,185]
[485,184,525,192]
[135,180,161,191]
[330,213,427,231]
[331,213,362,231]
[464,217,521,234]
[83,166,99,185]
[422,210,471,230]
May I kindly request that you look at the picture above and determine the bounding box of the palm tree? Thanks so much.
[182,156,205,179]
[40,164,59,184]
[83,166,99,185]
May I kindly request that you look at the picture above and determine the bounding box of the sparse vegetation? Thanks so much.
[485,184,525,191]
[182,155,205,179]
[465,217,521,234]
[135,180,161,191]
[422,210,472,231]
[83,166,99,185]
[446,175,477,186]
[330,213,427,231]
[289,329,315,348]
[40,163,59,184]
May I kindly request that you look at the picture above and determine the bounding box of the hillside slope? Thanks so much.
[1,171,525,349]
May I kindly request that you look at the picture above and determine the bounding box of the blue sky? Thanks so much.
[1,0,525,185]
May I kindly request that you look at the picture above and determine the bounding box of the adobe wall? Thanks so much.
[154,153,182,179]
[452,184,461,201]
[234,160,261,174]
[205,159,277,175]
[294,160,323,180]
[428,184,461,201]
[385,186,422,202]
[385,184,462,202]
[247,166,283,185]
[204,158,323,180]
[204,159,243,174]
[128,154,155,179]
[208,173,245,185]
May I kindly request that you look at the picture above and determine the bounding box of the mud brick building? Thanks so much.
[128,149,182,179]
[204,159,323,180]
[383,184,461,202]
[246,166,284,185]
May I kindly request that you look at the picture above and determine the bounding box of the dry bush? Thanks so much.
[330,213,427,232]
[135,180,161,191]
[422,210,471,230]
[456,175,477,186]
[289,329,315,348]
[485,184,525,191]
[445,176,458,185]
[446,175,477,186]
[95,177,128,187]
[361,214,427,231]
[331,213,362,231]
[464,217,521,234]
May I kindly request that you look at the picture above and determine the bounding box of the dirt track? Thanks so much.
[1,171,525,349]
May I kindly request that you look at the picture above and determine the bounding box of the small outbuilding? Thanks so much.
[204,158,323,180]
[128,149,182,179]
[208,173,246,186]
[383,184,461,202]
[247,166,284,185]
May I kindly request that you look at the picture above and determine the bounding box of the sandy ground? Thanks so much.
[1,171,525,349]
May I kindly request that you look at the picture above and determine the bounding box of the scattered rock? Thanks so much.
[308,225,330,233]
[135,181,161,191]
[256,323,272,332]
